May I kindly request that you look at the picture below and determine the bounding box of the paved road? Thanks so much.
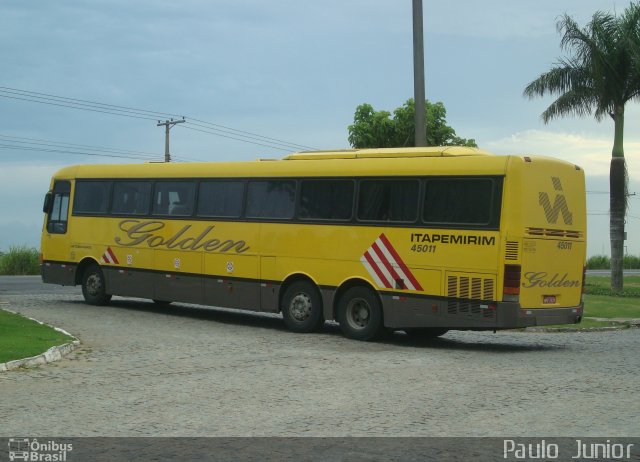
[587,269,640,276]
[1,277,639,437]
[0,275,80,295]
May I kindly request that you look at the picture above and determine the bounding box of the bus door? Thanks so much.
[41,180,75,285]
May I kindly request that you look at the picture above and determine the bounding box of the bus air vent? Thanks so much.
[446,273,497,320]
[505,241,519,261]
[526,227,583,239]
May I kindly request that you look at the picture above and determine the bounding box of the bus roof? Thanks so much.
[49,148,582,180]
[283,146,492,160]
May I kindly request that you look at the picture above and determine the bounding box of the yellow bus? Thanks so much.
[41,147,586,340]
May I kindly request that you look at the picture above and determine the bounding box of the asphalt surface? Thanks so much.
[587,269,640,276]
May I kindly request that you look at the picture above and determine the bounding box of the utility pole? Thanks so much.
[157,118,185,162]
[412,0,427,147]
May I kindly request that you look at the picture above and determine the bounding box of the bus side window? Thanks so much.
[299,179,354,220]
[246,180,296,219]
[358,180,418,222]
[197,181,244,218]
[423,178,494,226]
[46,180,71,234]
[153,181,196,216]
[112,181,152,215]
[73,181,110,215]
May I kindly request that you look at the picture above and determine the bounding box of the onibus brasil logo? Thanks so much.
[8,438,73,461]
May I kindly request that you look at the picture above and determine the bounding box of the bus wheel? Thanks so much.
[337,286,384,341]
[281,281,324,333]
[81,264,112,306]
[405,328,449,340]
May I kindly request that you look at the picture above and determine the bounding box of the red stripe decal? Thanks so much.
[371,241,402,287]
[363,251,392,288]
[106,247,119,265]
[378,234,423,291]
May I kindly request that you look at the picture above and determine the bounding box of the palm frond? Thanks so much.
[525,5,640,124]
[541,88,597,123]
[523,62,593,98]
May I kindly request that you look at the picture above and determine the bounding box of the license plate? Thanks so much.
[543,295,557,304]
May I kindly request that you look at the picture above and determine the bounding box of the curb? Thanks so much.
[524,318,639,333]
[0,308,80,373]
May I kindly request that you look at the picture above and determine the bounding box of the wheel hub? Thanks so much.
[347,298,370,329]
[86,274,102,296]
[290,293,312,321]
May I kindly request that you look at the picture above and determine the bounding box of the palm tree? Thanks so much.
[524,3,640,292]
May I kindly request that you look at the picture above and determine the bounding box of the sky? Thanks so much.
[0,0,639,257]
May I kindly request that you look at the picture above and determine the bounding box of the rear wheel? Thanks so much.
[281,281,324,333]
[337,286,384,341]
[81,264,112,306]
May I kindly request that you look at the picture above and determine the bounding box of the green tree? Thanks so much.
[523,3,640,292]
[348,99,477,149]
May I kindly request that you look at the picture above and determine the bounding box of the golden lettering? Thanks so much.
[114,220,250,254]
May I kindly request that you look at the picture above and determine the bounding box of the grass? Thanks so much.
[0,310,74,364]
[583,275,640,318]
[584,275,640,297]
[543,318,632,330]
[0,246,40,275]
[583,295,640,318]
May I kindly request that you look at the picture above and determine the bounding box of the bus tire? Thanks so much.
[337,286,384,341]
[281,281,324,333]
[405,328,449,340]
[81,264,112,306]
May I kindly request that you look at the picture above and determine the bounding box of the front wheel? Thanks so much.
[81,264,112,306]
[337,286,384,341]
[281,281,324,333]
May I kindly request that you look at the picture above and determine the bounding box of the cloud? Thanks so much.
[0,162,66,221]
[485,129,640,179]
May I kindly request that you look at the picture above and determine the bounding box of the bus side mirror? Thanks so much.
[43,192,52,214]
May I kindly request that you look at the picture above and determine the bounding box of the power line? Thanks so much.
[0,134,200,162]
[184,119,316,151]
[0,86,318,152]
[178,125,292,152]
[0,134,170,159]
[0,90,160,122]
[0,143,161,161]
[0,86,179,119]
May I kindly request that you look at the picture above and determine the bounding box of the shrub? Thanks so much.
[586,254,640,269]
[624,254,640,269]
[0,246,40,275]
[586,255,610,269]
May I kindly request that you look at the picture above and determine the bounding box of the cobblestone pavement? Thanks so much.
[1,291,639,437]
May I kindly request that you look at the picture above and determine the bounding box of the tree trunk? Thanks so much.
[610,106,626,293]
